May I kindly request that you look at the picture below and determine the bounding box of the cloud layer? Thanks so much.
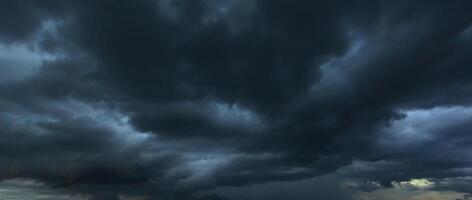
[1,0,472,199]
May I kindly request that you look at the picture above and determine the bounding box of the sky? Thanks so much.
[0,0,472,200]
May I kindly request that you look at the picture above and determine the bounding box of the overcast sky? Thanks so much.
[1,0,472,200]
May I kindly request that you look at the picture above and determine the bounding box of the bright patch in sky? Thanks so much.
[398,178,434,189]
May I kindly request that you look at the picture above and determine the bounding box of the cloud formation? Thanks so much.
[1,0,472,199]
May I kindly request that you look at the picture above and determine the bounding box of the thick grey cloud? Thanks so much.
[1,0,472,199]
[210,174,352,200]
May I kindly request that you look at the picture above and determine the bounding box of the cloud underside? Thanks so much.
[1,0,472,199]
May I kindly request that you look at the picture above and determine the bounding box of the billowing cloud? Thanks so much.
[1,0,472,199]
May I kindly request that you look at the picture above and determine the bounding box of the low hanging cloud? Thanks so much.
[1,0,472,199]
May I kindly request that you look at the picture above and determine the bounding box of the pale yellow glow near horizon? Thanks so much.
[401,178,434,188]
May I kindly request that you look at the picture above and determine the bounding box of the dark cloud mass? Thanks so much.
[1,0,472,199]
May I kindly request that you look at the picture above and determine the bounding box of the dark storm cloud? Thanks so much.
[211,174,352,200]
[1,0,472,199]
[0,0,67,43]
